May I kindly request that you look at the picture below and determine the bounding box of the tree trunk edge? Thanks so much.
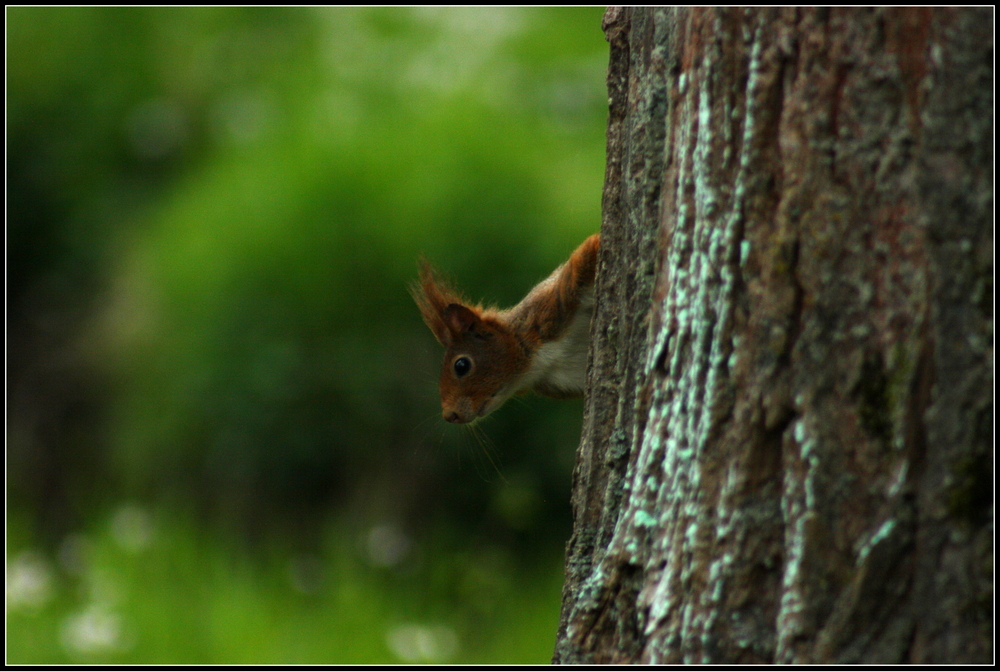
[554,7,992,664]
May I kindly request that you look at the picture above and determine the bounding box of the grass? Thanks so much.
[6,506,566,664]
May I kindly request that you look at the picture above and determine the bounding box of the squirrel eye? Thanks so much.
[453,356,472,378]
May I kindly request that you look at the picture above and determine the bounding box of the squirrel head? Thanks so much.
[412,262,530,424]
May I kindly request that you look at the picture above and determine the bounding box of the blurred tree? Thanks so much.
[7,7,610,556]
[7,6,328,538]
[555,7,991,663]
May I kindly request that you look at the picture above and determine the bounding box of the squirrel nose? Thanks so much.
[444,411,463,424]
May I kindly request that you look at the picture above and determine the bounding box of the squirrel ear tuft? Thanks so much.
[443,303,481,335]
[411,259,468,347]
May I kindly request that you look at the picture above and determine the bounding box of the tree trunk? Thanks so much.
[555,7,992,664]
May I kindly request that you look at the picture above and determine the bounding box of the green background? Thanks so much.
[7,7,608,663]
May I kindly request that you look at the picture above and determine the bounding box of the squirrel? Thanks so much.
[412,234,600,424]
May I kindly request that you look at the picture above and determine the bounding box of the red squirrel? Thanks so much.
[412,234,600,424]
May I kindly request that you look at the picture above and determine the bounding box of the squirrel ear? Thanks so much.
[443,303,482,336]
[412,260,466,347]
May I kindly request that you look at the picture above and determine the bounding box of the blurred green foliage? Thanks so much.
[7,7,607,662]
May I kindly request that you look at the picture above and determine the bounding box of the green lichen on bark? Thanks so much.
[556,7,992,664]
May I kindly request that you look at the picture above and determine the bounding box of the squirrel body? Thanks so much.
[412,234,600,424]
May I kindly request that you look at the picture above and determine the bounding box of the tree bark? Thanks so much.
[555,7,992,664]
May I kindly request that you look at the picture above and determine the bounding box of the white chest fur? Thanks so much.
[518,287,594,396]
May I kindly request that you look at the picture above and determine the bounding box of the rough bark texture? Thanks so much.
[555,8,992,664]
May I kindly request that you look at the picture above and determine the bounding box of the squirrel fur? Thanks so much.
[412,234,600,424]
